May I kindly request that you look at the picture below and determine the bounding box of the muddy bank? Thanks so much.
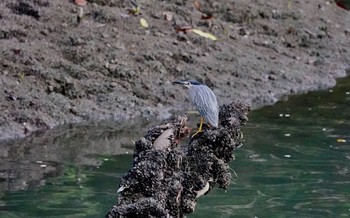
[0,0,349,141]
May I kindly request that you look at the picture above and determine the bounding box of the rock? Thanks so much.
[106,102,250,217]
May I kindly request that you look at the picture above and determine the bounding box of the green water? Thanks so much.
[1,77,350,218]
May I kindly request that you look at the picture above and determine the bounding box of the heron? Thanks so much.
[173,80,219,137]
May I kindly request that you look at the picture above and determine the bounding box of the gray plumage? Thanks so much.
[173,80,219,127]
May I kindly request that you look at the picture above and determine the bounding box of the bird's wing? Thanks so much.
[189,85,219,127]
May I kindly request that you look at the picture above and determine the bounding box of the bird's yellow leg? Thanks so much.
[192,117,204,138]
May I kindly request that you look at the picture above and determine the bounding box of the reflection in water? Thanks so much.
[0,120,150,198]
[1,76,350,217]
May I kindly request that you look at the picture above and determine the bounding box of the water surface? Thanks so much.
[1,77,350,217]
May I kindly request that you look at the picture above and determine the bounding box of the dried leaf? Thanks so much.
[175,25,193,33]
[201,14,213,20]
[140,18,149,28]
[192,29,217,40]
[120,13,130,18]
[77,7,84,23]
[194,0,201,11]
[335,0,350,10]
[75,0,87,6]
[163,12,173,21]
[129,7,141,15]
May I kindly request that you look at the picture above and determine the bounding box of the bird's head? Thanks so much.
[173,80,202,89]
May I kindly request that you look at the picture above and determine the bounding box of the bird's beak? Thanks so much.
[173,80,190,89]
[173,80,186,85]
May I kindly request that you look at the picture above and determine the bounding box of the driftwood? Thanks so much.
[105,101,250,218]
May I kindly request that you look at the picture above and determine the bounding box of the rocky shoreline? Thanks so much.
[0,0,349,142]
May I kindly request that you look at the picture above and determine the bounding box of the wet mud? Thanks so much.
[0,0,349,141]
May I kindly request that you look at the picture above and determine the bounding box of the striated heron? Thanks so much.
[173,80,219,136]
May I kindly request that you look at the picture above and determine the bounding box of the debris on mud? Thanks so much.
[105,101,250,218]
[0,0,349,141]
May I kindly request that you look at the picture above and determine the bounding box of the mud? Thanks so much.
[105,101,250,218]
[0,0,349,141]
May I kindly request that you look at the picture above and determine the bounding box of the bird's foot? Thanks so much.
[191,117,205,138]
[191,129,203,138]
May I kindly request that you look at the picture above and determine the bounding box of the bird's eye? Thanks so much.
[186,82,190,85]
